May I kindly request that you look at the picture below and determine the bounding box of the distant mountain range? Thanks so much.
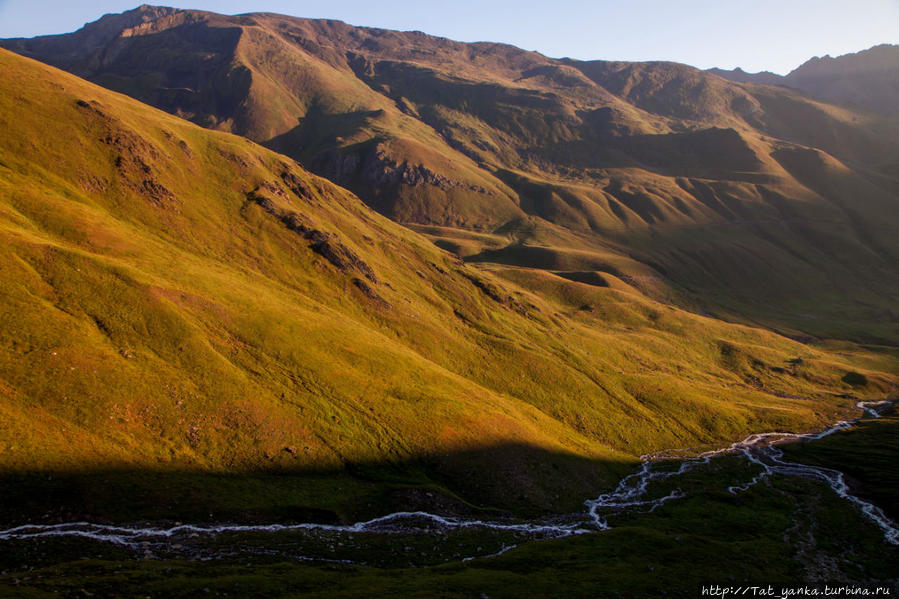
[709,44,899,116]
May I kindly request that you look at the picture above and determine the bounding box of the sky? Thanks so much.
[0,0,896,74]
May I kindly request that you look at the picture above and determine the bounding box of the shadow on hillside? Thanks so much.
[3,23,248,126]
[0,443,636,527]
[264,106,385,167]
[525,127,767,180]
[780,405,899,521]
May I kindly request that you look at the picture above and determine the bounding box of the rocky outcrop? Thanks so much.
[77,98,178,209]
[317,146,487,194]
[248,186,379,284]
[461,272,528,315]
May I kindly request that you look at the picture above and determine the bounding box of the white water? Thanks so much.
[0,511,589,547]
[586,401,898,546]
[1,401,896,558]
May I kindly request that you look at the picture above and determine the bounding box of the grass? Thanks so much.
[2,420,897,597]
[782,404,899,520]
[6,8,899,348]
[0,45,897,527]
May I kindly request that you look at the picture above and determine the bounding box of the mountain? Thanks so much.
[4,6,898,347]
[6,47,895,522]
[706,67,784,86]
[786,44,899,117]
[710,44,899,117]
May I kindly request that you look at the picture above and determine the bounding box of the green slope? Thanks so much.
[0,48,896,521]
[4,6,898,344]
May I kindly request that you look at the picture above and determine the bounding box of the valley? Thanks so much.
[1,402,896,596]
[4,7,898,344]
[0,5,897,595]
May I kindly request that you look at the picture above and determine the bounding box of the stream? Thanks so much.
[1,401,896,564]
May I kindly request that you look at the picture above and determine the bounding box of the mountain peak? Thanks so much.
[789,43,899,76]
[783,43,899,114]
[88,3,184,33]
[706,66,784,85]
[131,4,179,16]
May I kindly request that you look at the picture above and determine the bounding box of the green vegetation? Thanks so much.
[783,405,899,520]
[5,6,899,344]
[2,430,896,597]
[0,48,896,524]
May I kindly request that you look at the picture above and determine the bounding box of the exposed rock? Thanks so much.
[308,230,379,283]
[80,103,178,209]
[462,272,527,314]
[217,149,249,168]
[280,170,315,199]
[248,187,379,282]
[318,146,487,194]
[352,277,390,308]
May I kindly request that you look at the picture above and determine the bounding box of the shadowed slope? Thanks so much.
[3,412,899,596]
[712,44,899,117]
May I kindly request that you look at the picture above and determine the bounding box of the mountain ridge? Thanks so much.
[6,5,897,346]
[1,11,898,592]
[710,43,899,116]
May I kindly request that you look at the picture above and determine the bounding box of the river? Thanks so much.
[1,401,896,563]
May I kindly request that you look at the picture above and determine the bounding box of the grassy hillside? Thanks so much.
[1,48,896,522]
[4,6,898,344]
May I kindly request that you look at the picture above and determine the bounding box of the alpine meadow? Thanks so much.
[0,5,897,597]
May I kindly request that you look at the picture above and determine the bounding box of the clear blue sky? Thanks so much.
[0,0,896,74]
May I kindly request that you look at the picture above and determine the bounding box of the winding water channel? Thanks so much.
[1,401,896,563]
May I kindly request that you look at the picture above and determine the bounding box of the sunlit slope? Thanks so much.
[5,6,898,343]
[0,49,896,512]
